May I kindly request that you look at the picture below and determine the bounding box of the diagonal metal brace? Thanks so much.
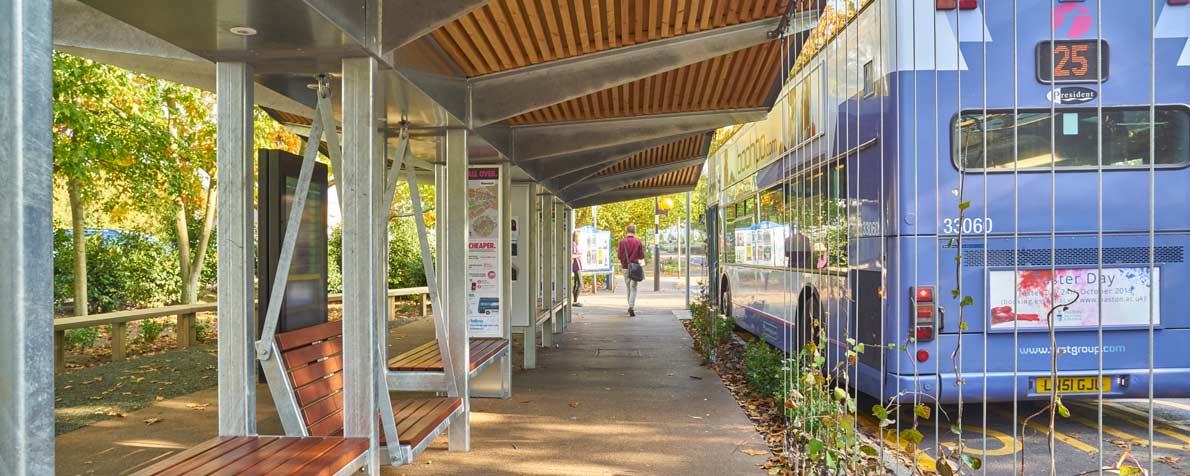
[255,76,330,361]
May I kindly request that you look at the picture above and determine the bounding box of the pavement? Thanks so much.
[55,276,771,476]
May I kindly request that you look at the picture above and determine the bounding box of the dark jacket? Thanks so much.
[617,235,644,269]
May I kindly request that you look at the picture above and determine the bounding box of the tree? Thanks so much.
[52,51,159,316]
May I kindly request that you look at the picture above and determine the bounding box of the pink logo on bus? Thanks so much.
[1054,2,1093,39]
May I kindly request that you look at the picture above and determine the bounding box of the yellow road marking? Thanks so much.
[1067,414,1189,450]
[993,407,1098,453]
[1153,400,1190,412]
[1072,400,1190,434]
[1075,402,1190,447]
[857,414,937,471]
[940,426,1022,457]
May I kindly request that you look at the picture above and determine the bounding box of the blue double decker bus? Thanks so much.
[707,0,1190,403]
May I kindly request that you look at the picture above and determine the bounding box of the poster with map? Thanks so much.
[576,226,611,273]
[468,167,502,337]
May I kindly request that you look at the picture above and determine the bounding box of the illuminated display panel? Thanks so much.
[1037,40,1108,83]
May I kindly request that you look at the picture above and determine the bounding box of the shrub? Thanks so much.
[743,339,784,399]
[194,317,210,343]
[689,293,732,359]
[54,230,181,314]
[65,326,100,349]
[138,318,166,343]
[328,220,431,294]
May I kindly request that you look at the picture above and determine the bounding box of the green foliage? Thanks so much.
[65,327,100,349]
[138,319,166,343]
[54,230,180,314]
[387,219,428,289]
[743,339,784,398]
[194,318,210,343]
[328,218,432,294]
[688,293,732,359]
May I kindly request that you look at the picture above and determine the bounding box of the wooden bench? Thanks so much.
[275,321,461,464]
[131,436,367,476]
[387,337,510,376]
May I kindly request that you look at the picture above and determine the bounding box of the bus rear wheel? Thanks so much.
[795,292,821,361]
[719,284,732,318]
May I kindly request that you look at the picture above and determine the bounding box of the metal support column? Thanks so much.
[653,197,660,291]
[511,182,538,369]
[539,194,555,348]
[341,57,383,473]
[0,1,55,472]
[443,128,470,451]
[555,200,568,332]
[215,61,256,437]
[685,191,692,307]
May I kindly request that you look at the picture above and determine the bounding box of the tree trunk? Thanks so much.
[68,177,88,317]
[185,182,217,303]
[174,200,192,302]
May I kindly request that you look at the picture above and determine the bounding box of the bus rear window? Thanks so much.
[954,106,1190,170]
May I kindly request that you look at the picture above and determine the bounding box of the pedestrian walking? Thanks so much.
[571,231,583,307]
[617,224,645,316]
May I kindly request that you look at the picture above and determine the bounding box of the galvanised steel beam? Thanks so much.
[381,0,488,53]
[528,132,702,186]
[215,61,257,437]
[341,56,384,473]
[443,128,471,451]
[0,0,55,473]
[559,156,707,203]
[512,108,766,162]
[543,131,713,190]
[469,17,781,127]
[569,186,695,209]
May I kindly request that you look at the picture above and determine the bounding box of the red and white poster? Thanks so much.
[468,167,502,337]
[988,267,1161,330]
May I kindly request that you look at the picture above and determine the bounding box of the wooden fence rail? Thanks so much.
[52,287,430,372]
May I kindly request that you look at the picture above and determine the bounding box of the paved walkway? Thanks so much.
[55,277,768,476]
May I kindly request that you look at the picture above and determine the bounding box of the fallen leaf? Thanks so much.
[155,396,165,401]
[143,418,163,425]
[689,375,703,380]
[567,401,580,408]
[742,449,768,456]
[186,403,210,410]
[689,415,704,420]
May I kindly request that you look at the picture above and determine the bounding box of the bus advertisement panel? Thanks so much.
[988,267,1161,330]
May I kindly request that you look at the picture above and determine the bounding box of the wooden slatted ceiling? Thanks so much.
[620,163,703,189]
[507,41,780,125]
[594,134,706,177]
[433,0,787,77]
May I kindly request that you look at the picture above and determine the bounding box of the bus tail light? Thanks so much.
[937,0,978,10]
[911,286,936,342]
[1171,0,1190,5]
[917,350,930,362]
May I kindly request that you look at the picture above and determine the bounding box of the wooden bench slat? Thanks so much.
[244,437,328,475]
[205,437,302,476]
[393,397,461,447]
[288,354,343,388]
[281,336,343,369]
[302,392,345,428]
[299,438,370,476]
[131,437,234,476]
[387,338,509,372]
[276,321,343,352]
[184,437,277,475]
[294,373,343,408]
[145,437,257,475]
[259,437,357,476]
[307,409,345,437]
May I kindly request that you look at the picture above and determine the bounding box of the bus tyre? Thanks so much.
[719,285,732,318]
[796,292,821,362]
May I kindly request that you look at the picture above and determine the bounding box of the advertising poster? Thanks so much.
[576,226,611,273]
[988,267,1161,330]
[468,167,502,337]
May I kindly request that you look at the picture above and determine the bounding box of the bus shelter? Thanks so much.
[2,0,822,474]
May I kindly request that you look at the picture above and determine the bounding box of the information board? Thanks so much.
[258,149,328,335]
[576,226,611,273]
[468,167,503,337]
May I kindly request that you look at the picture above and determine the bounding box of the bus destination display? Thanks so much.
[1037,40,1107,83]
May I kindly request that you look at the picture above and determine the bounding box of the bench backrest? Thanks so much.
[275,320,347,436]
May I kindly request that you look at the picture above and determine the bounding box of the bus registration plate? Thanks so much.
[1035,376,1111,394]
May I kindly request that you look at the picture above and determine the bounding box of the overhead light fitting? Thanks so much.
[229,26,257,36]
